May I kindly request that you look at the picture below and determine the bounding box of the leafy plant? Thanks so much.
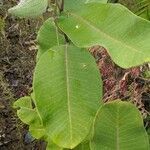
[9,0,150,149]
[118,0,150,20]
[91,100,149,150]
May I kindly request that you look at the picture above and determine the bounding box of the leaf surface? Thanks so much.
[64,0,107,11]
[33,45,102,148]
[14,96,48,140]
[73,142,90,150]
[90,100,150,150]
[86,0,108,3]
[13,96,41,126]
[57,3,150,68]
[46,140,63,150]
[8,0,48,18]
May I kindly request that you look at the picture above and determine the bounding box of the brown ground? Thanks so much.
[0,0,150,150]
[0,0,46,149]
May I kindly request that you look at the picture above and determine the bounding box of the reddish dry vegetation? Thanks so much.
[90,46,150,120]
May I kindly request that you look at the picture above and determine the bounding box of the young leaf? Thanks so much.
[13,96,41,125]
[8,0,48,18]
[37,18,64,59]
[90,100,150,150]
[33,45,103,149]
[14,96,46,139]
[14,96,32,109]
[57,3,150,68]
[14,96,62,149]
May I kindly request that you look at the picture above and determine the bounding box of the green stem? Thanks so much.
[55,0,69,43]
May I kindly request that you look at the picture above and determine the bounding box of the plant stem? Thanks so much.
[55,0,64,13]
[55,0,69,43]
[60,0,64,13]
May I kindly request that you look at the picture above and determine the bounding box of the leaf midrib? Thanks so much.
[69,12,143,54]
[64,45,73,145]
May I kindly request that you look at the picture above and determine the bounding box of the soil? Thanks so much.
[0,0,150,150]
[0,0,45,149]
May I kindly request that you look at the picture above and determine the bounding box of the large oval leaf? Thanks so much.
[8,0,48,18]
[33,45,102,148]
[90,100,150,150]
[57,3,150,68]
[37,18,64,59]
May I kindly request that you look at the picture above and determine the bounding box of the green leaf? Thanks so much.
[90,100,150,150]
[37,18,64,59]
[29,126,47,139]
[13,96,41,125]
[14,97,64,149]
[64,0,107,11]
[57,3,150,68]
[8,0,48,18]
[33,45,103,148]
[14,96,46,139]
[46,140,63,150]
[64,0,87,11]
[13,96,32,109]
[46,141,90,150]
[73,142,90,150]
[148,128,150,144]
[119,0,150,20]
[134,0,150,20]
[86,0,108,3]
